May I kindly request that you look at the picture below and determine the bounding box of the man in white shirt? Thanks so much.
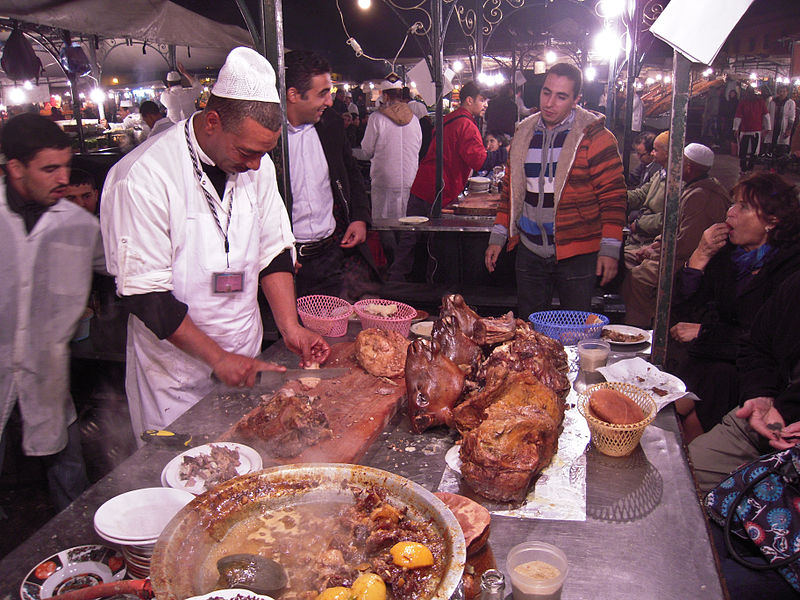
[139,100,174,139]
[359,79,421,264]
[1,114,106,509]
[284,50,376,300]
[101,48,329,442]
[160,63,202,123]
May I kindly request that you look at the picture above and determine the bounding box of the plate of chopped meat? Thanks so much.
[161,442,262,495]
[601,324,650,345]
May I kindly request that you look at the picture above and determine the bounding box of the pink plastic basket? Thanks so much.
[353,299,416,337]
[296,295,353,337]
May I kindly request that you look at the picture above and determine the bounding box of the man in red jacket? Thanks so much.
[387,80,488,281]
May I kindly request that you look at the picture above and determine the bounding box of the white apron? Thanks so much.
[126,162,263,441]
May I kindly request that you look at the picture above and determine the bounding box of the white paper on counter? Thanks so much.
[597,357,691,412]
[650,0,755,65]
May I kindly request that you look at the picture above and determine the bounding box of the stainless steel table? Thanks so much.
[0,330,724,600]
[372,216,494,233]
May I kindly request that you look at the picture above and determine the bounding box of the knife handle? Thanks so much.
[141,429,193,448]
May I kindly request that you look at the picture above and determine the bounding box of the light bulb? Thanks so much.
[357,0,371,9]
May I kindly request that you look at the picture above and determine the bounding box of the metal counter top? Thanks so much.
[0,330,724,600]
[372,216,494,233]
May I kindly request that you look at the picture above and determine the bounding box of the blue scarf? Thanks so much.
[731,244,775,280]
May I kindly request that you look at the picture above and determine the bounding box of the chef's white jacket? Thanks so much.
[160,83,202,123]
[101,117,295,438]
[0,189,105,456]
[359,109,422,220]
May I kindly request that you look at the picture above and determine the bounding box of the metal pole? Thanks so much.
[235,0,264,54]
[69,72,86,154]
[261,0,292,215]
[651,51,691,367]
[605,20,619,130]
[431,0,444,218]
[621,0,642,180]
[474,0,483,78]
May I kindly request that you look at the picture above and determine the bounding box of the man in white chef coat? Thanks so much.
[0,114,106,510]
[160,63,202,124]
[101,47,329,443]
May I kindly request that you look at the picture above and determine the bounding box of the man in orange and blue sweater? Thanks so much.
[485,62,626,321]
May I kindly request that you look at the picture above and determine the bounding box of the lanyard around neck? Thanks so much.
[184,118,233,267]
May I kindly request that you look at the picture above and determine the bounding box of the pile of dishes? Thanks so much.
[467,176,490,194]
[93,487,194,577]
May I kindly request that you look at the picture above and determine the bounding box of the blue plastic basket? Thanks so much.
[528,310,609,346]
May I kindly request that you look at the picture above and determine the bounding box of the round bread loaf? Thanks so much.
[588,388,644,425]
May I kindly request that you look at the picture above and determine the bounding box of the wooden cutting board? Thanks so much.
[451,192,501,216]
[221,342,405,466]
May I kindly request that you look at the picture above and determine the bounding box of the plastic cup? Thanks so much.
[577,338,610,373]
[507,541,569,600]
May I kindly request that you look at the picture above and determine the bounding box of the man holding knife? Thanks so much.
[101,47,329,442]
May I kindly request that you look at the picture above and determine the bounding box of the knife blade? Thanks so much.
[256,367,350,388]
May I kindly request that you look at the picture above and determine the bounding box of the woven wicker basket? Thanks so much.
[296,295,353,337]
[353,299,416,337]
[577,382,657,457]
[528,310,609,346]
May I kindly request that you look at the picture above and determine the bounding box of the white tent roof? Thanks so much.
[0,0,252,49]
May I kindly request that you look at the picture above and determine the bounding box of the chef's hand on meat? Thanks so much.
[736,397,789,449]
[670,322,701,343]
[688,223,729,271]
[485,244,502,273]
[340,221,367,248]
[596,255,618,286]
[212,352,285,387]
[283,324,331,367]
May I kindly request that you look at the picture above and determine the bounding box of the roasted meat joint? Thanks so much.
[406,295,569,503]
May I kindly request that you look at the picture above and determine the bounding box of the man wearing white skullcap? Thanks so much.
[283,50,378,299]
[622,142,731,328]
[101,46,330,442]
[160,62,202,123]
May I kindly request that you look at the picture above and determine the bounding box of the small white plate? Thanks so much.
[601,324,650,345]
[94,487,194,543]
[410,320,434,338]
[21,545,126,600]
[445,445,462,474]
[187,590,275,600]
[161,442,262,496]
[398,216,429,224]
[468,176,491,184]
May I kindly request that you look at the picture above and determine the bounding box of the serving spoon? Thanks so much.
[217,554,288,596]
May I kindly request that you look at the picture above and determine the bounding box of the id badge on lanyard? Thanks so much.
[213,271,244,294]
[185,119,245,295]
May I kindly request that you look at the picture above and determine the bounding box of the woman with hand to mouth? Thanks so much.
[667,173,800,442]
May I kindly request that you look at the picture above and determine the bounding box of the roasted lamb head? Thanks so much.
[459,405,559,503]
[406,339,465,433]
[432,315,482,373]
[440,294,481,338]
[453,370,564,435]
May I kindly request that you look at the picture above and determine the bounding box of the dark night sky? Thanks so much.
[171,0,605,80]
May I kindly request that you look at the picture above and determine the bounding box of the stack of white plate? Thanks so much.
[93,487,194,576]
[467,176,491,194]
[121,544,154,578]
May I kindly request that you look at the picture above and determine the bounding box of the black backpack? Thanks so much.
[1,27,43,83]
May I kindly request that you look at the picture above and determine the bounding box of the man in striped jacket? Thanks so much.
[485,62,626,321]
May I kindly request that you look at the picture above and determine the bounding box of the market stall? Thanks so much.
[0,313,725,600]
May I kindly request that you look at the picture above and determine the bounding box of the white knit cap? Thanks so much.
[166,70,181,82]
[119,100,133,108]
[211,47,279,103]
[683,143,714,168]
[379,79,402,91]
